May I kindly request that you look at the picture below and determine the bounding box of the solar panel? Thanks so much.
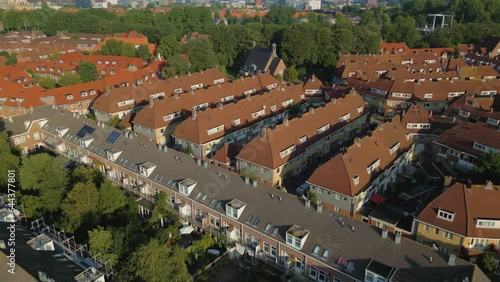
[106,131,121,144]
[76,125,96,138]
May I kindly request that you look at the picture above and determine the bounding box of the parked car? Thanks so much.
[296,183,309,196]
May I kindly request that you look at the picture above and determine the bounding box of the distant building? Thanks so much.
[306,0,321,10]
[240,43,286,77]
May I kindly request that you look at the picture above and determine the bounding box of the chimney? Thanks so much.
[190,89,194,95]
[316,201,322,214]
[8,116,13,123]
[272,43,277,58]
[395,232,401,245]
[466,179,472,190]
[104,86,110,95]
[354,137,361,147]
[191,110,197,120]
[430,110,433,117]
[252,41,256,48]
[305,199,310,209]
[485,180,493,190]
[448,254,456,266]
[188,72,191,76]
[443,175,453,188]
[217,103,223,110]
[429,256,433,263]
[312,75,315,82]
[333,98,337,104]
[309,107,315,114]
[260,127,267,140]
[149,98,154,108]
[283,118,289,126]
[246,94,251,100]
[381,226,388,239]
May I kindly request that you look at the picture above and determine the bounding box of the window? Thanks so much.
[339,113,350,122]
[318,271,326,282]
[444,231,453,240]
[252,109,265,119]
[335,194,341,200]
[317,187,323,194]
[270,246,277,257]
[207,125,224,135]
[487,118,500,126]
[263,242,270,253]
[299,136,307,144]
[271,105,277,111]
[309,267,317,279]
[312,245,320,256]
[317,124,330,134]
[286,234,293,244]
[357,106,363,113]
[280,145,296,158]
[424,93,433,99]
[389,142,400,154]
[353,176,360,185]
[366,159,381,173]
[321,250,329,260]
[437,209,455,222]
[34,132,40,140]
[434,228,440,235]
[232,119,240,126]
[282,99,293,107]
[458,110,470,118]
[424,224,429,232]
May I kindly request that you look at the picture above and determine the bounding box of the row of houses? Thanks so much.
[3,105,490,282]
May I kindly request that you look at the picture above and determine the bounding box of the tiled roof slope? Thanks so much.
[133,74,278,129]
[443,93,500,122]
[435,122,500,156]
[172,84,305,144]
[417,182,500,238]
[402,103,455,134]
[237,92,367,169]
[308,116,414,197]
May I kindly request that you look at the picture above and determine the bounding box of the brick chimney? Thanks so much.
[272,43,277,59]
[260,127,267,140]
[191,110,197,120]
[283,118,289,126]
[485,180,493,190]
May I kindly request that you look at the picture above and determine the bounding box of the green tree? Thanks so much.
[71,165,104,187]
[88,226,119,264]
[101,39,125,56]
[121,43,137,57]
[58,72,82,87]
[136,44,151,61]
[77,61,98,83]
[161,55,190,78]
[149,192,170,226]
[473,152,500,184]
[36,77,57,89]
[305,190,317,203]
[478,253,496,274]
[157,35,182,59]
[130,240,192,282]
[288,103,301,118]
[0,132,19,191]
[98,180,127,216]
[285,66,299,83]
[61,181,99,233]
[189,234,214,257]
[20,153,69,215]
[5,53,18,65]
[184,38,218,72]
[281,24,318,67]
[263,5,295,25]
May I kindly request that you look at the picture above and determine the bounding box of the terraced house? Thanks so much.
[172,84,307,158]
[132,74,278,145]
[433,122,500,172]
[236,91,368,188]
[91,68,228,122]
[307,116,414,217]
[5,106,489,282]
[349,78,500,116]
[416,182,500,269]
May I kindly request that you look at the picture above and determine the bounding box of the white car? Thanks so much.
[296,183,309,196]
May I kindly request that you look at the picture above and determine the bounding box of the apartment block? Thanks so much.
[91,68,228,122]
[236,91,368,188]
[132,74,278,145]
[5,106,488,282]
[172,84,307,158]
[307,116,414,217]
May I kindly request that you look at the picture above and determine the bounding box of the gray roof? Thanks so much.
[2,105,55,136]
[243,48,273,71]
[8,106,489,282]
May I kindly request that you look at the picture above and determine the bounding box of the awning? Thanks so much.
[370,193,386,205]
[179,225,194,235]
[236,243,246,255]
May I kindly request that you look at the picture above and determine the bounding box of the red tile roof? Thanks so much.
[237,92,367,169]
[417,182,500,238]
[307,116,414,197]
[435,122,500,156]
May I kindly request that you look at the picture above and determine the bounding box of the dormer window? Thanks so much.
[353,176,359,185]
[190,83,203,90]
[389,142,400,155]
[79,136,94,148]
[458,110,470,118]
[178,178,197,196]
[80,91,88,97]
[56,126,69,137]
[271,105,277,111]
[285,225,310,250]
[366,159,380,174]
[221,95,234,103]
[339,113,351,122]
[252,109,265,119]
[299,136,307,144]
[317,124,330,134]
[487,118,499,126]
[207,125,224,135]
[437,209,455,222]
[139,162,157,177]
[280,145,296,158]
[232,119,240,126]
[476,219,500,229]
[424,93,433,99]
[312,245,320,256]
[282,99,293,107]
[226,199,247,220]
[66,94,73,100]
[175,88,182,94]
[106,148,122,162]
[357,106,363,114]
